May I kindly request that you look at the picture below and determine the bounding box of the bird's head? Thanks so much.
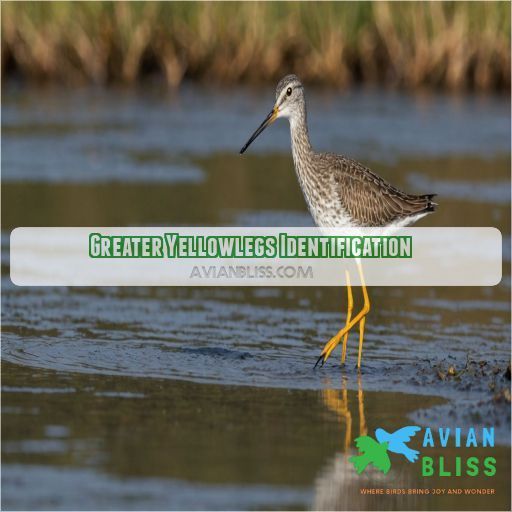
[273,74,305,120]
[240,74,305,154]
[375,428,386,440]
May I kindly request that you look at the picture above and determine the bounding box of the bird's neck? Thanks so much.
[289,107,312,156]
[289,106,314,175]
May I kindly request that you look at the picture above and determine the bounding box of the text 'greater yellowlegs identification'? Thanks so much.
[240,74,437,369]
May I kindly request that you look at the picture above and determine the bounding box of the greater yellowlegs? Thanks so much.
[240,74,436,369]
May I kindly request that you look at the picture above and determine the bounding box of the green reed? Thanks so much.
[2,1,510,90]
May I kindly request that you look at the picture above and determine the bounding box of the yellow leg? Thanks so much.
[357,316,366,369]
[357,373,367,436]
[343,385,352,452]
[341,270,353,365]
[321,379,352,452]
[356,262,369,369]
[316,262,370,367]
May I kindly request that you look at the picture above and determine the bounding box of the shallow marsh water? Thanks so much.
[1,84,511,510]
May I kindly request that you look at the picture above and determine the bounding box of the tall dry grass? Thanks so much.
[2,1,510,91]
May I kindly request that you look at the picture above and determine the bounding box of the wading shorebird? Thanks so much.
[240,75,436,369]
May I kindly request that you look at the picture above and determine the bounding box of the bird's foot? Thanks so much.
[314,324,355,368]
[315,306,370,368]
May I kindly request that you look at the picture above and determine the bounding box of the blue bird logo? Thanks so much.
[375,426,421,463]
[350,425,421,475]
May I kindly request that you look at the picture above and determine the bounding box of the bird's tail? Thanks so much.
[349,454,370,474]
[407,193,437,214]
[423,194,438,213]
[406,449,420,463]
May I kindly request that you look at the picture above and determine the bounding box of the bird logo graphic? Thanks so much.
[349,436,392,475]
[349,426,421,474]
[375,426,421,462]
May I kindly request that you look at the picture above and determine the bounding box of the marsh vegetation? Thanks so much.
[2,1,510,91]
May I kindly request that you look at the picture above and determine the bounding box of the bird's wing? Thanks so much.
[354,435,380,454]
[327,155,435,227]
[374,450,392,474]
[389,426,422,443]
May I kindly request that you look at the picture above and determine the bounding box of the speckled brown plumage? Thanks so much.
[241,74,437,229]
[312,152,436,227]
[239,74,436,369]
[283,75,436,228]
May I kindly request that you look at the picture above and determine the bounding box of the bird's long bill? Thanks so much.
[240,107,278,154]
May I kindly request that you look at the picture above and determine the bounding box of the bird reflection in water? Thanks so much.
[314,375,418,511]
[321,375,367,452]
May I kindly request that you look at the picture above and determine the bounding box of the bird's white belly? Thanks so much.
[296,166,428,230]
[295,169,355,228]
[308,199,355,228]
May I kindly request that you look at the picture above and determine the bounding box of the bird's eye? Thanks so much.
[286,87,292,96]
